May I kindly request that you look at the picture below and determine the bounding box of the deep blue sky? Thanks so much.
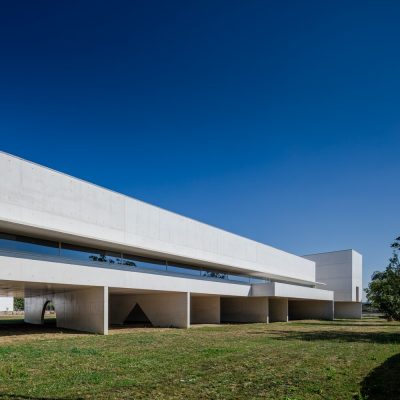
[1,1,399,294]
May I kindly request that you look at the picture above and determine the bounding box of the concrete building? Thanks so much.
[0,151,362,334]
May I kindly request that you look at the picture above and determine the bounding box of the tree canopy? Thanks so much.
[365,236,400,321]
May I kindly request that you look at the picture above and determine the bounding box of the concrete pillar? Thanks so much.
[25,286,109,335]
[190,295,220,324]
[288,300,334,321]
[269,298,288,322]
[334,302,362,319]
[220,297,268,323]
[109,292,190,328]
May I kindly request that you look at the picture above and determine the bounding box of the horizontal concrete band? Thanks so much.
[0,255,334,301]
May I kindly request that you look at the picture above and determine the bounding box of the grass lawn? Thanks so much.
[0,316,399,400]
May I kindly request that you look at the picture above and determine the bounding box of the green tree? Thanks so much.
[14,297,24,311]
[365,236,400,321]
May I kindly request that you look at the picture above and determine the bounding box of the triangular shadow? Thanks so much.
[124,303,152,326]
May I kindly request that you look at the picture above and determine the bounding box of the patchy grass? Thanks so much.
[0,317,398,399]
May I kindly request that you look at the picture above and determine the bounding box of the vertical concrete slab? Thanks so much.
[288,300,334,321]
[55,286,109,334]
[220,297,268,323]
[24,286,109,334]
[269,298,288,322]
[334,301,362,319]
[190,295,220,324]
[24,296,49,325]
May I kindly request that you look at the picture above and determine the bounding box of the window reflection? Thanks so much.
[0,232,268,284]
[227,274,250,283]
[61,243,122,265]
[250,277,268,284]
[167,263,202,276]
[0,233,59,256]
[202,270,227,279]
[123,254,166,272]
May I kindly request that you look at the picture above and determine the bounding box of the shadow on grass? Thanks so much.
[289,321,399,328]
[0,318,78,337]
[269,330,400,344]
[354,353,400,400]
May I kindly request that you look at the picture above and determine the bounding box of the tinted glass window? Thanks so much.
[61,243,121,264]
[228,274,250,283]
[167,263,202,276]
[122,254,166,271]
[202,270,227,280]
[249,277,267,284]
[0,233,59,255]
[0,232,269,284]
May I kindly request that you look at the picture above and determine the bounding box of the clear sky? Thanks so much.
[1,1,399,295]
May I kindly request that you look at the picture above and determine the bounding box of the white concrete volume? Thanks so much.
[0,152,362,333]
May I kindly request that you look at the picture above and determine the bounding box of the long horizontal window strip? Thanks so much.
[0,232,269,284]
[0,232,59,256]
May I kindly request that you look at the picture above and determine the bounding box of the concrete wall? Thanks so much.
[0,152,316,283]
[269,298,288,322]
[190,296,220,324]
[25,287,108,334]
[109,292,190,328]
[303,250,362,302]
[289,300,334,320]
[335,301,362,319]
[252,282,334,301]
[220,297,268,323]
[24,295,48,324]
[352,252,363,302]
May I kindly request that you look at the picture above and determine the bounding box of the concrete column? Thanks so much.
[288,300,334,321]
[220,297,268,323]
[109,292,190,328]
[25,286,109,334]
[334,302,362,319]
[190,295,220,324]
[269,298,288,322]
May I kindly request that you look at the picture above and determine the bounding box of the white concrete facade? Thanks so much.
[303,250,363,318]
[0,152,363,333]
